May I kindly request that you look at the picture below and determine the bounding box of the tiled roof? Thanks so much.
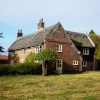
[0,55,8,60]
[65,30,95,48]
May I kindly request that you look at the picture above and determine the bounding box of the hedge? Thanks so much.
[0,62,42,75]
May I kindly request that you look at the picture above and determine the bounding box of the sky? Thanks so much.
[0,0,100,55]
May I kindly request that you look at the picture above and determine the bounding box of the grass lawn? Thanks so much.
[0,71,100,100]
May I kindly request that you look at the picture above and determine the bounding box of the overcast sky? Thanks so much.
[0,0,100,55]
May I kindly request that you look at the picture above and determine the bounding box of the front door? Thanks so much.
[56,59,63,74]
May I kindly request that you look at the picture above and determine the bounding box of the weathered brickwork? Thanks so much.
[45,25,82,72]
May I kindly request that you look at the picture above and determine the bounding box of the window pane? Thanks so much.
[56,59,62,67]
[57,45,62,52]
[83,48,89,55]
[73,60,78,65]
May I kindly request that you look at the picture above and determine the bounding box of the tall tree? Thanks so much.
[35,48,57,76]
[0,33,4,53]
[89,30,95,34]
[89,30,100,60]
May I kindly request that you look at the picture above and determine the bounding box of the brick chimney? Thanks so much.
[17,29,23,38]
[38,18,44,30]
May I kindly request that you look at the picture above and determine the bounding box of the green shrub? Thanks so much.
[0,64,12,75]
[11,63,21,75]
[31,63,42,74]
[0,62,42,75]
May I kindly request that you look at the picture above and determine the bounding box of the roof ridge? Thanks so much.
[65,30,85,35]
[17,22,60,40]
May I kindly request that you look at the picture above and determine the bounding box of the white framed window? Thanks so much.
[36,46,41,53]
[56,59,63,67]
[21,49,25,54]
[57,45,62,52]
[82,61,87,67]
[11,60,14,64]
[20,59,25,63]
[83,48,89,55]
[10,52,14,57]
[73,60,78,65]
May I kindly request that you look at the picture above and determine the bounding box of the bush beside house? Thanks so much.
[0,62,42,75]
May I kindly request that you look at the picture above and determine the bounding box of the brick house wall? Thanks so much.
[45,24,82,72]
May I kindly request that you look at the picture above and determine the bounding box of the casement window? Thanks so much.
[21,49,25,54]
[20,59,25,63]
[36,46,41,53]
[11,60,14,64]
[56,59,63,67]
[10,52,14,57]
[73,60,78,65]
[82,61,87,67]
[56,45,62,52]
[83,48,89,55]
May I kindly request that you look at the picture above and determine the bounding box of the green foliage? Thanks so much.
[35,48,57,62]
[89,30,95,34]
[89,31,100,60]
[0,63,42,75]
[25,52,35,63]
[95,45,100,60]
[0,64,11,75]
[13,62,41,75]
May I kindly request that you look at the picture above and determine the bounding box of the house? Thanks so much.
[8,19,95,73]
[0,55,8,64]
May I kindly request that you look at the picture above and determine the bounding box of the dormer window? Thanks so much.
[83,48,89,55]
[57,45,62,52]
[36,46,41,53]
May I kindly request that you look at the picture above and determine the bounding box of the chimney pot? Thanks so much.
[17,29,23,38]
[38,18,44,30]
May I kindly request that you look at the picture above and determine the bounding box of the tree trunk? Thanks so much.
[42,60,47,76]
[42,60,45,76]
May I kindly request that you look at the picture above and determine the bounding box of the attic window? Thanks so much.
[36,45,41,53]
[83,48,89,55]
